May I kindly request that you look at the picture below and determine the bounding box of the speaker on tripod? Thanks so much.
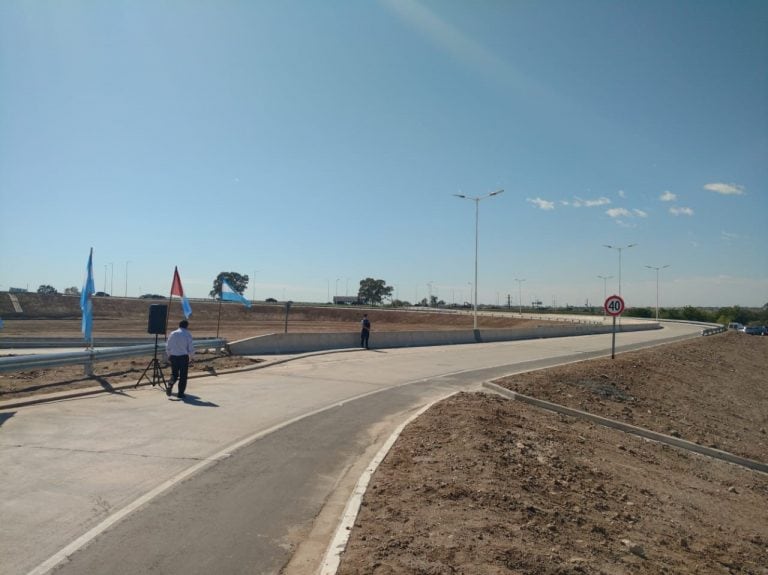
[137,304,168,389]
[147,304,167,335]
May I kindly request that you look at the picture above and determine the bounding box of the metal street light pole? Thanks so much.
[109,262,114,296]
[597,275,613,318]
[514,278,526,317]
[645,265,670,320]
[603,244,637,296]
[454,189,504,329]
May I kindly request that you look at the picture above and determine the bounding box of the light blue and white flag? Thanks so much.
[221,279,252,308]
[80,248,95,346]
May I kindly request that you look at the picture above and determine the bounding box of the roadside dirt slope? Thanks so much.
[337,332,768,574]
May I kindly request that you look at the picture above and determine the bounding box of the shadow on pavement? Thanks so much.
[95,376,133,397]
[174,394,219,407]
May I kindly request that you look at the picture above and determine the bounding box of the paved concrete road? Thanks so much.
[0,323,701,575]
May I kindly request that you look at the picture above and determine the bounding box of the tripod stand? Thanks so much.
[136,334,167,390]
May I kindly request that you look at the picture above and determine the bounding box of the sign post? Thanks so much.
[604,294,625,359]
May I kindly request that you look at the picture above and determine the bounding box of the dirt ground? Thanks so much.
[337,332,768,574]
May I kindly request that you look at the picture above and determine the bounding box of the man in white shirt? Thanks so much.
[166,320,195,399]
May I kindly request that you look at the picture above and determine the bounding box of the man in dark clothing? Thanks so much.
[360,314,371,349]
[165,320,195,398]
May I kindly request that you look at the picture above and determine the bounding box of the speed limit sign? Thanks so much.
[604,294,625,316]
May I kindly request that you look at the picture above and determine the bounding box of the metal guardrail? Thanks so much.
[701,326,727,336]
[0,337,164,349]
[0,339,226,374]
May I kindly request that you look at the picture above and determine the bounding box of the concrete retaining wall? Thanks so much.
[227,321,660,355]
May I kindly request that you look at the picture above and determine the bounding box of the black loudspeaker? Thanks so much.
[147,304,168,335]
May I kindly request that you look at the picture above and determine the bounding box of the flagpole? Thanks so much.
[87,247,94,349]
[216,297,222,339]
[166,268,175,339]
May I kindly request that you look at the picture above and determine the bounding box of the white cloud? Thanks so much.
[527,197,555,210]
[584,197,611,207]
[565,196,611,208]
[606,207,631,218]
[704,182,745,195]
[633,209,648,218]
[721,231,738,241]
[660,191,676,202]
[669,206,694,216]
[617,190,626,198]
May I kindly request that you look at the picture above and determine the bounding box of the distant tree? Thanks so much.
[265,297,278,303]
[626,307,652,318]
[390,299,411,307]
[715,314,731,326]
[64,286,80,296]
[716,305,753,325]
[664,308,683,320]
[210,272,249,299]
[357,278,393,305]
[37,285,58,295]
[680,306,715,322]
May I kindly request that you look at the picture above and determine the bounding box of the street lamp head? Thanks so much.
[453,193,467,199]
[489,189,504,196]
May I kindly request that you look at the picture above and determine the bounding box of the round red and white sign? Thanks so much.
[604,294,625,316]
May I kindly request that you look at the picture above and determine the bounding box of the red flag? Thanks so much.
[170,267,192,318]
[171,266,185,297]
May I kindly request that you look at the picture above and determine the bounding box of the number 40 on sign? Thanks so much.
[604,294,625,316]
[604,295,625,359]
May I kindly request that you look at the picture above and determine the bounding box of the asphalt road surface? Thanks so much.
[0,322,702,575]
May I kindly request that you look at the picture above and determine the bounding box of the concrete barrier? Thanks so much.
[227,321,661,355]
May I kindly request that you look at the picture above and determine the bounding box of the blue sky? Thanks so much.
[1,0,766,309]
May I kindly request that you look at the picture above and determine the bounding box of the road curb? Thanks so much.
[318,392,459,575]
[483,382,768,474]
